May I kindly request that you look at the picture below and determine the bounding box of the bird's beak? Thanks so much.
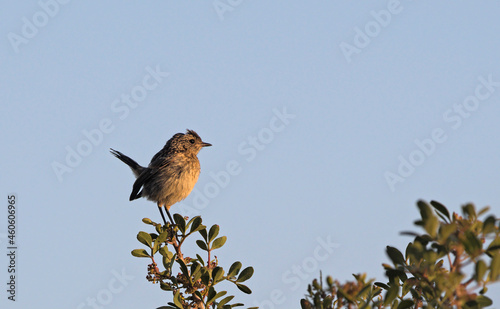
[202,142,212,147]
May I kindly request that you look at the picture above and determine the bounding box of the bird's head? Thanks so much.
[167,129,211,154]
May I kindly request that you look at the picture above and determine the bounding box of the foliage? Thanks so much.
[132,214,257,309]
[301,200,500,309]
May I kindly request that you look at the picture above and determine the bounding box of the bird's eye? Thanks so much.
[189,139,195,144]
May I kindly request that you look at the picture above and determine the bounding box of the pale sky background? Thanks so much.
[1,1,500,308]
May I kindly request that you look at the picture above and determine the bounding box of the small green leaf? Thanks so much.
[131,249,150,258]
[383,285,399,305]
[196,254,205,265]
[154,232,167,255]
[209,224,220,243]
[326,276,333,286]
[173,213,183,225]
[386,246,405,266]
[207,289,227,306]
[191,262,201,275]
[476,295,493,306]
[483,215,497,234]
[192,265,202,282]
[475,260,487,282]
[322,295,333,309]
[207,287,216,303]
[417,200,432,219]
[406,241,424,264]
[178,259,190,279]
[199,227,208,242]
[478,206,491,217]
[192,224,206,235]
[438,223,457,242]
[212,236,227,250]
[137,231,153,248]
[156,229,170,244]
[152,243,160,255]
[212,266,225,282]
[356,283,372,299]
[462,231,482,257]
[402,278,416,297]
[487,235,500,252]
[236,267,254,282]
[160,282,171,291]
[217,295,234,307]
[228,261,242,278]
[300,300,313,309]
[374,282,389,290]
[337,287,355,303]
[435,212,448,224]
[400,231,419,237]
[487,245,500,253]
[173,290,183,308]
[188,216,203,233]
[142,218,153,225]
[397,299,414,309]
[430,200,450,221]
[173,214,186,234]
[201,268,211,286]
[462,203,477,220]
[163,253,176,273]
[417,200,439,237]
[196,240,208,251]
[489,253,500,281]
[312,278,321,290]
[159,246,174,260]
[236,283,252,294]
[372,288,383,298]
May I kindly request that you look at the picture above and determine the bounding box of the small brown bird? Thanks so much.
[110,129,211,225]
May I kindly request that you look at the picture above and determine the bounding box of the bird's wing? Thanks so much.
[129,154,173,201]
[149,150,175,169]
[130,168,155,201]
[149,147,170,167]
[130,153,175,201]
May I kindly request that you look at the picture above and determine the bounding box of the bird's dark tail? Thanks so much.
[110,148,144,177]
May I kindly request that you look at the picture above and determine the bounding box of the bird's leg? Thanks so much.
[165,209,175,226]
[157,204,168,226]
[163,205,181,245]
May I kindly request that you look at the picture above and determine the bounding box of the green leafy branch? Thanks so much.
[301,200,500,309]
[132,215,257,309]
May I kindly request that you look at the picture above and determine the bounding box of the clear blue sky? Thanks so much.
[2,1,500,308]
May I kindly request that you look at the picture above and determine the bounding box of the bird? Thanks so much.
[110,129,211,225]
